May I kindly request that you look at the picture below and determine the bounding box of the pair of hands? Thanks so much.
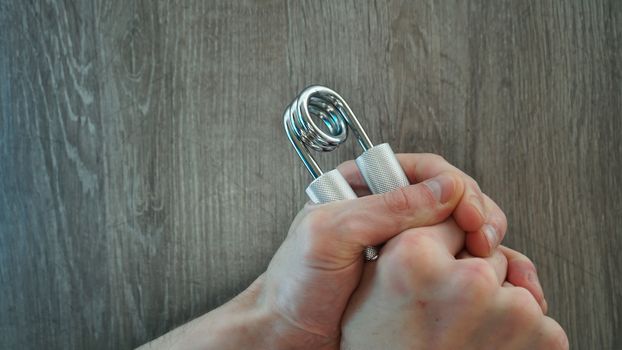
[139,154,567,350]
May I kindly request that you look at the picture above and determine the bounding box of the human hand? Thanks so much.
[258,170,466,349]
[256,153,517,349]
[137,153,515,350]
[341,220,568,350]
[338,153,508,257]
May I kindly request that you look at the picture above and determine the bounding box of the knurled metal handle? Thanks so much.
[355,143,409,194]
[355,143,410,259]
[306,169,357,203]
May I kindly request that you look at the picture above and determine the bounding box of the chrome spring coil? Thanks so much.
[283,85,381,261]
[283,85,374,179]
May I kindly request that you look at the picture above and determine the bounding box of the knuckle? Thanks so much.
[426,153,447,164]
[303,207,332,233]
[385,232,442,284]
[513,254,537,273]
[397,231,438,255]
[466,177,481,192]
[391,233,431,266]
[542,324,570,350]
[299,208,340,255]
[455,259,498,300]
[523,257,537,272]
[496,251,509,270]
[382,187,412,214]
[507,287,542,326]
[335,211,369,238]
[385,244,415,271]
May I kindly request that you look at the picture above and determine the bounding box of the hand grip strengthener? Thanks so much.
[283,85,410,261]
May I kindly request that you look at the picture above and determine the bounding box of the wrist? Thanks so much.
[200,276,316,350]
[138,275,336,350]
[134,277,271,350]
[200,296,276,349]
[137,276,306,350]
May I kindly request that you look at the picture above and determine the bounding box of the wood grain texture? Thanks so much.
[0,0,620,348]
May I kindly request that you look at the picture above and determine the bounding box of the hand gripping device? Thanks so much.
[283,85,410,261]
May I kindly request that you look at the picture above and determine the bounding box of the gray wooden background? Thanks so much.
[1,0,620,349]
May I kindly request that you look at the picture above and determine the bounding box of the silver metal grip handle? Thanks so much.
[306,169,357,203]
[355,143,409,194]
[355,143,410,261]
[305,169,379,261]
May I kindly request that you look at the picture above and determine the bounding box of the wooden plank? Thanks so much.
[0,0,619,348]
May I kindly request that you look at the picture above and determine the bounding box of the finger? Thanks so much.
[396,153,488,228]
[452,179,488,233]
[519,316,569,350]
[396,154,508,257]
[379,220,465,285]
[337,154,498,253]
[465,193,508,256]
[457,248,508,284]
[401,154,509,258]
[336,159,374,194]
[499,246,547,313]
[311,171,465,251]
[495,286,545,349]
[536,316,569,350]
[337,154,479,205]
[483,193,507,243]
[336,160,373,197]
[398,219,466,257]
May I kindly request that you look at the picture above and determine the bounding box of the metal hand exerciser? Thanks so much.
[283,85,410,261]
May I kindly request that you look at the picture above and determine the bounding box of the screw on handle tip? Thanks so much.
[364,246,379,261]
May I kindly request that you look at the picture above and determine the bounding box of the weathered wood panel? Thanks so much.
[0,0,620,348]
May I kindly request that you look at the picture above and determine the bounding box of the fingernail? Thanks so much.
[542,298,549,314]
[423,174,455,204]
[483,224,498,249]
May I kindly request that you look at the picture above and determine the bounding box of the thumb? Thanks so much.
[321,171,464,249]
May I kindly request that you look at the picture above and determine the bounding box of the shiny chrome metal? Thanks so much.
[283,85,380,261]
[283,85,411,262]
[305,169,357,204]
[356,143,410,194]
[283,85,373,179]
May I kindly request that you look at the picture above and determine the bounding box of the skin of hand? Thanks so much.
[138,169,467,350]
[338,153,508,258]
[457,246,548,313]
[340,220,568,350]
[137,154,542,349]
[255,170,467,349]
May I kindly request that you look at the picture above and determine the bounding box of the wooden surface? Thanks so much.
[1,0,620,349]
